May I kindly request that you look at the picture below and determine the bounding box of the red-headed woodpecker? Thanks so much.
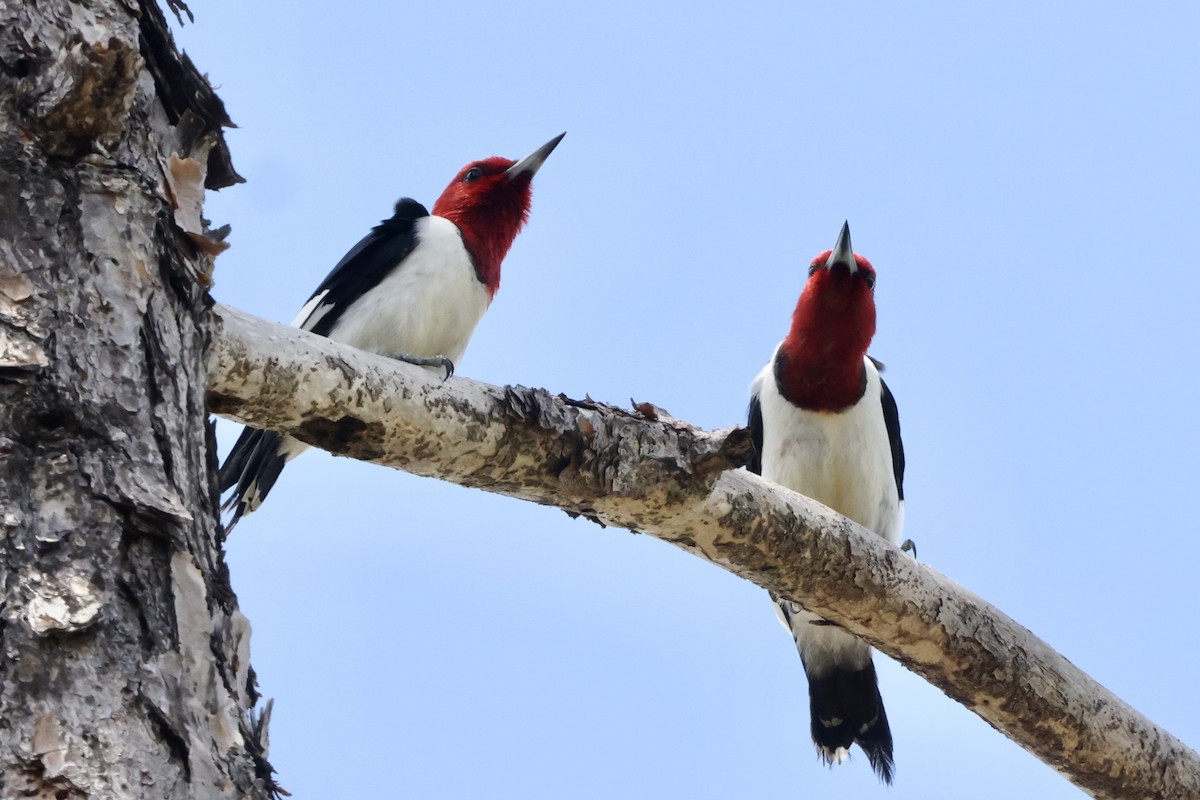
[747,222,904,783]
[219,133,565,528]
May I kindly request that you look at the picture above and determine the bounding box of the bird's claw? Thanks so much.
[900,538,918,560]
[385,352,455,381]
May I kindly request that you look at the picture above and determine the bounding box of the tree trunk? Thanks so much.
[0,1,275,797]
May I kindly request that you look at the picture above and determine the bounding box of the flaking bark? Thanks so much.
[208,303,1200,800]
[1,1,272,798]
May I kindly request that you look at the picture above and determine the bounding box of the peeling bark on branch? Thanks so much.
[207,308,754,529]
[208,304,1200,800]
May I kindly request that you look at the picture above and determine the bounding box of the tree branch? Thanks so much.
[206,302,1200,800]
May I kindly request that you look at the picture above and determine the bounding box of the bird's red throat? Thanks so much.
[776,270,876,412]
[432,162,533,298]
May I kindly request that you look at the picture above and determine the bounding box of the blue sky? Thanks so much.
[177,3,1198,797]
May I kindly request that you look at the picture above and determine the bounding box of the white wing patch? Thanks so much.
[292,289,333,331]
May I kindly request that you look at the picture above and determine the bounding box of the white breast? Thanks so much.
[298,215,492,369]
[752,349,903,545]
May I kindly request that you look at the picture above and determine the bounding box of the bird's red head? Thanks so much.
[432,133,565,297]
[777,222,879,411]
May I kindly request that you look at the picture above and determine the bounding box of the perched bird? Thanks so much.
[747,221,904,783]
[219,133,565,528]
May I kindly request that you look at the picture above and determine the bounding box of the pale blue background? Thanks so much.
[176,3,1198,797]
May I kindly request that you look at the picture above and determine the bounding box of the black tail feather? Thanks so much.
[807,660,894,784]
[218,427,287,530]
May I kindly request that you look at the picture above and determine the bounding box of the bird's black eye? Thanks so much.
[808,263,820,277]
[862,272,876,290]
[463,167,483,183]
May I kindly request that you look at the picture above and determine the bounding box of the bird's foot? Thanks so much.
[900,538,918,560]
[384,352,454,380]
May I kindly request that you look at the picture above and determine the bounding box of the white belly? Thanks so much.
[297,215,492,369]
[752,352,902,544]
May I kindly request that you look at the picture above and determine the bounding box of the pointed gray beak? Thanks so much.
[505,132,566,179]
[824,221,857,274]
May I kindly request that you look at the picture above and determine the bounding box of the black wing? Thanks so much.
[879,377,905,501]
[299,198,430,336]
[746,391,764,476]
